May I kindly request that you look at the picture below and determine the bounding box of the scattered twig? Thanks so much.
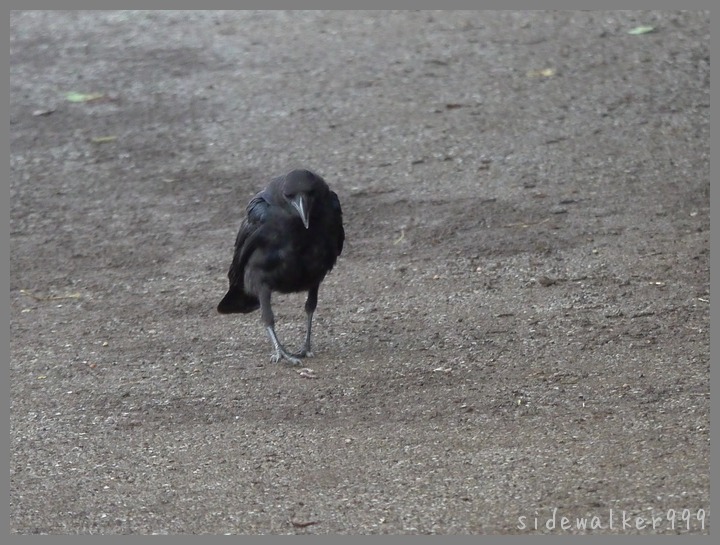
[33,108,56,116]
[289,519,321,528]
[296,368,317,379]
[502,217,551,228]
[19,289,82,302]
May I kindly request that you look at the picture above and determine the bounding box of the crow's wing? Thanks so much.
[329,190,345,256]
[217,193,271,314]
[227,194,270,285]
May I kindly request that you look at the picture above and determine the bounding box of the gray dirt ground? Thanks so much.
[10,11,710,535]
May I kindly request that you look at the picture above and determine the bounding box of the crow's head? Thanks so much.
[281,169,327,229]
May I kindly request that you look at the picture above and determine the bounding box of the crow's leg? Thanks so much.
[259,286,302,365]
[266,326,302,365]
[293,284,318,358]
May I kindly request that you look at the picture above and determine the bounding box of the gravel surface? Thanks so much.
[10,10,709,534]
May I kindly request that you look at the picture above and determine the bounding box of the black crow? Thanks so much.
[218,169,345,365]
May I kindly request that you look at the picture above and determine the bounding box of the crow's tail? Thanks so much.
[217,286,260,314]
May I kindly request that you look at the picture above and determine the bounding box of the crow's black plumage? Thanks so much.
[218,169,344,364]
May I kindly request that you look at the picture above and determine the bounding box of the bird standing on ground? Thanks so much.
[217,169,345,365]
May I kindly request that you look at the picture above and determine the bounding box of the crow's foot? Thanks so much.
[270,349,303,366]
[291,349,314,359]
[266,326,303,365]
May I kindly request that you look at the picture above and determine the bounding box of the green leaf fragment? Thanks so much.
[91,136,117,143]
[627,26,655,35]
[66,92,105,103]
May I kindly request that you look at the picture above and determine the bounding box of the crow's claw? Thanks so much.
[270,351,303,365]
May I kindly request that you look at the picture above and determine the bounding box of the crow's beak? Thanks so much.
[291,194,310,229]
